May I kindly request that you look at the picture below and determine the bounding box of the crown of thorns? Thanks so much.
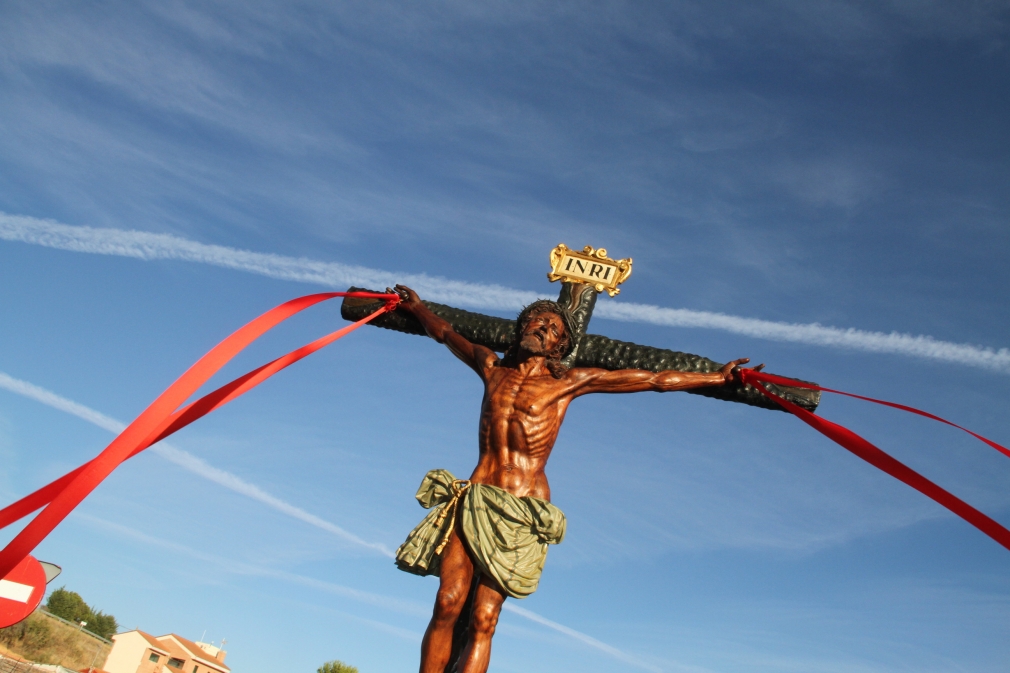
[515,300,578,357]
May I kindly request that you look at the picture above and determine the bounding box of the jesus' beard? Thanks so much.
[519,331,547,353]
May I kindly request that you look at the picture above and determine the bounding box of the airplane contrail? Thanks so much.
[81,514,663,670]
[503,603,662,672]
[0,371,395,558]
[78,513,427,629]
[0,375,659,670]
[2,212,1008,372]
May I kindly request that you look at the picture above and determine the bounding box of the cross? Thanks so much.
[341,243,820,413]
[342,244,822,673]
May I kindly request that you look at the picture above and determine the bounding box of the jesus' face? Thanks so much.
[519,310,566,357]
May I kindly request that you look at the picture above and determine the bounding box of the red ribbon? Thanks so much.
[8,297,1005,573]
[740,369,1010,551]
[0,292,399,578]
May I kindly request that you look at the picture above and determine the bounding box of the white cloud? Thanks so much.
[80,513,658,668]
[0,371,394,557]
[0,371,677,668]
[77,512,425,622]
[2,213,1008,373]
[502,603,662,673]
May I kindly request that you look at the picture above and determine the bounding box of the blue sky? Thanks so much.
[1,1,1009,671]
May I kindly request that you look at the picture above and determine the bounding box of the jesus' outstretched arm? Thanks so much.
[390,284,498,379]
[566,358,762,397]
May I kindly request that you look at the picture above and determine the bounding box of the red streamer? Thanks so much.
[0,292,398,578]
[747,371,1010,459]
[7,296,1005,574]
[740,369,1010,551]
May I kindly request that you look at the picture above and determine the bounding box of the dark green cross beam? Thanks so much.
[340,280,820,413]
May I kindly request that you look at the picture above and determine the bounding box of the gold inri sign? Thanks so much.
[547,244,632,296]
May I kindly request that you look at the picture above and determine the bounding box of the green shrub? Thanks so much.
[44,588,118,639]
[0,616,51,649]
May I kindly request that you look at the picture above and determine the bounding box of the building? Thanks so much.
[103,631,229,673]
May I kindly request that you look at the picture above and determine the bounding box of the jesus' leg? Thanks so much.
[419,527,474,673]
[457,575,507,673]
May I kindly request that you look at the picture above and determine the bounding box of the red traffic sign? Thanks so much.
[0,555,46,628]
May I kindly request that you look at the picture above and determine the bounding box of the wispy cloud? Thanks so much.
[3,212,1008,372]
[1,371,671,668]
[593,302,1010,372]
[82,513,659,669]
[0,213,537,311]
[77,513,425,632]
[0,371,394,557]
[502,603,662,673]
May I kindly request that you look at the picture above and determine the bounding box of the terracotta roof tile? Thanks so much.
[152,636,190,661]
[124,630,171,655]
[155,634,230,672]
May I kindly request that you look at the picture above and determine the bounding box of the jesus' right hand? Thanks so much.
[391,284,422,311]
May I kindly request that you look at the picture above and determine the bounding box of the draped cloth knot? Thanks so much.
[395,469,567,599]
[432,479,472,556]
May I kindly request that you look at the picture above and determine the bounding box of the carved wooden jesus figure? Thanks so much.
[391,285,756,673]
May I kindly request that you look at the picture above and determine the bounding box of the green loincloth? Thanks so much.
[395,469,566,599]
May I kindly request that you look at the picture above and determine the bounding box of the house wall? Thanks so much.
[103,633,145,673]
[103,632,166,673]
[137,648,168,673]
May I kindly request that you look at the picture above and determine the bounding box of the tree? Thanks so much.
[87,610,119,640]
[45,588,90,623]
[44,587,119,639]
[317,660,358,673]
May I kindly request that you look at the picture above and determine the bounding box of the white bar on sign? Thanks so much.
[559,254,617,284]
[0,579,33,603]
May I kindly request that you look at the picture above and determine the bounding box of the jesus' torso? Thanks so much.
[468,364,577,501]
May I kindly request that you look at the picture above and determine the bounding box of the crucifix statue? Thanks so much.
[341,244,819,673]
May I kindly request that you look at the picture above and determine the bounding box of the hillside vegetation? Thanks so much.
[44,587,118,640]
[0,610,110,670]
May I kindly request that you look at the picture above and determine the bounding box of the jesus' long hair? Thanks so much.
[500,300,576,379]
